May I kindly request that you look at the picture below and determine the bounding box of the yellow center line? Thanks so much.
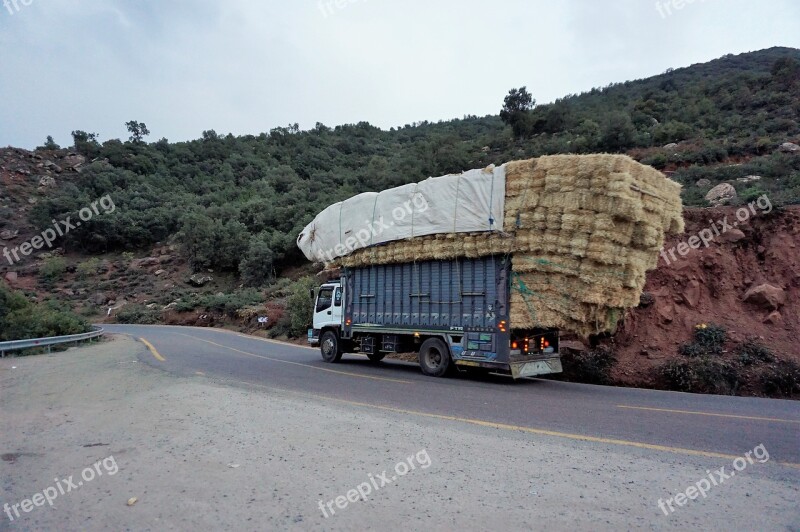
[617,405,800,425]
[218,380,800,470]
[139,337,165,362]
[177,334,412,384]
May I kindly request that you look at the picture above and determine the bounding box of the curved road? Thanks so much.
[103,324,800,467]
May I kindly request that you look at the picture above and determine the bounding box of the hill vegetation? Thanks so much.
[24,47,800,289]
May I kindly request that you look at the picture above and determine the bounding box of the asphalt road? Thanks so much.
[102,324,800,467]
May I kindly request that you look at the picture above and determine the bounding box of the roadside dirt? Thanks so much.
[1,337,798,530]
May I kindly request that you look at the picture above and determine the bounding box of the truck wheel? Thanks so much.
[367,353,386,363]
[418,338,451,377]
[320,331,343,363]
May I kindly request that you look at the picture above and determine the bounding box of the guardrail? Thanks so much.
[0,327,105,357]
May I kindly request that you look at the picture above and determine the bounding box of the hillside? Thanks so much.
[1,47,799,396]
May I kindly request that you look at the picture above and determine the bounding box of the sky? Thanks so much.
[0,0,798,149]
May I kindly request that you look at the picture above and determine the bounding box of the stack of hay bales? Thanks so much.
[333,154,684,337]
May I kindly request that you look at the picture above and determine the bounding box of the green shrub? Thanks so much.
[115,304,161,325]
[174,289,263,318]
[660,358,741,395]
[0,285,89,341]
[39,257,67,284]
[76,258,101,280]
[560,348,617,385]
[760,361,800,397]
[737,338,776,366]
[679,323,727,357]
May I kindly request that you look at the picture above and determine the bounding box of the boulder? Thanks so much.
[62,154,86,170]
[778,142,799,153]
[705,183,737,206]
[187,274,213,287]
[0,229,19,241]
[91,292,108,305]
[154,269,167,276]
[663,143,679,150]
[4,271,18,283]
[718,228,746,243]
[743,284,786,311]
[131,257,160,269]
[38,175,56,187]
[681,280,701,309]
[763,311,783,325]
[695,178,712,188]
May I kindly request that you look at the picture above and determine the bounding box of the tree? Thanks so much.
[239,235,276,287]
[600,112,637,152]
[38,135,60,150]
[500,87,535,138]
[126,121,151,143]
[71,130,100,158]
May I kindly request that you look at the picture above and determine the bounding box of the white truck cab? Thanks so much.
[308,281,343,346]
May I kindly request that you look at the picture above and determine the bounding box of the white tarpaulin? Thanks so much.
[297,165,506,263]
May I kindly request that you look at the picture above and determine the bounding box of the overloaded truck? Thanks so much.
[308,255,561,379]
[300,155,684,379]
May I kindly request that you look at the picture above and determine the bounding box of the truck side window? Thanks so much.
[334,287,342,307]
[316,288,333,313]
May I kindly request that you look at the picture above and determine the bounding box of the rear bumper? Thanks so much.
[454,355,562,379]
[509,357,563,378]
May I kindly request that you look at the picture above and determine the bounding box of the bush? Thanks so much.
[39,257,67,284]
[560,348,617,385]
[76,258,101,280]
[679,323,726,357]
[737,338,776,366]
[115,304,161,325]
[174,289,263,318]
[0,285,89,341]
[760,361,800,397]
[660,358,741,395]
[269,277,317,339]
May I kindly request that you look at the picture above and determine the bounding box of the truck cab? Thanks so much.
[308,281,343,347]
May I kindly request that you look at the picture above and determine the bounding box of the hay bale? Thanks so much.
[328,154,684,336]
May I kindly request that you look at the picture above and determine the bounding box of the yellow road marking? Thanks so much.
[219,380,800,470]
[177,334,411,384]
[617,405,800,425]
[139,337,165,362]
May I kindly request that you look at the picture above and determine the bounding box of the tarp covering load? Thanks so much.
[297,166,506,263]
[299,154,684,337]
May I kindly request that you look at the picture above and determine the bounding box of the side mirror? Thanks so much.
[310,288,315,301]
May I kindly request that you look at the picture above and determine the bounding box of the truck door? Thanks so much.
[313,285,343,331]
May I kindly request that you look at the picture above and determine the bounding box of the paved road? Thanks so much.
[103,324,800,467]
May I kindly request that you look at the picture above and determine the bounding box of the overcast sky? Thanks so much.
[0,0,798,148]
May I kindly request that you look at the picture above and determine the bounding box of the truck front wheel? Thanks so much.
[418,338,451,377]
[320,331,343,363]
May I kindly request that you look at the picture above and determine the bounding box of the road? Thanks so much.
[105,324,800,467]
[2,325,798,530]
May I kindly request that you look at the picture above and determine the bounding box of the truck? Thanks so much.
[308,255,562,379]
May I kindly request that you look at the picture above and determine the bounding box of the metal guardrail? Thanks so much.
[0,327,105,357]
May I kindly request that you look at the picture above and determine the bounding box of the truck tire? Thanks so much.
[320,331,343,363]
[367,353,386,363]
[418,338,451,377]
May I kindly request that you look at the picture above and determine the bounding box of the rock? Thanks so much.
[131,257,160,269]
[743,284,786,311]
[187,274,213,287]
[705,183,737,206]
[481,146,491,153]
[62,154,86,170]
[158,255,174,264]
[763,311,783,325]
[778,142,799,153]
[559,340,588,353]
[695,179,712,188]
[663,143,679,150]
[97,260,112,273]
[154,269,166,276]
[682,280,701,308]
[91,292,108,305]
[718,228,746,243]
[38,175,56,187]
[0,229,19,240]
[28,197,37,205]
[4,271,18,283]
[736,175,762,184]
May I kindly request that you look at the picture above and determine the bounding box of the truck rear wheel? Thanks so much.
[418,338,451,377]
[320,331,343,363]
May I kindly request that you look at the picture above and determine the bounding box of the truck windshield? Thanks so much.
[316,288,333,312]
